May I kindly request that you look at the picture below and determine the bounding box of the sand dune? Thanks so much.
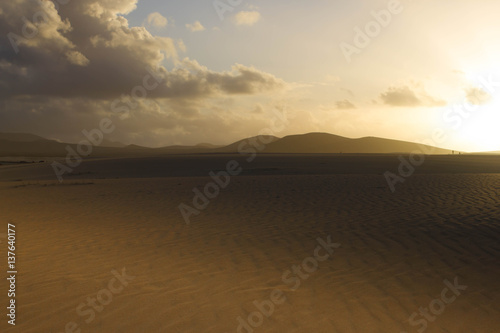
[0,155,499,332]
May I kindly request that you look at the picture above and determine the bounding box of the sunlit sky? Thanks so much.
[1,0,500,151]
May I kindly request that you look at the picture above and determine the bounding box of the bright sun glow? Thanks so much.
[454,94,500,152]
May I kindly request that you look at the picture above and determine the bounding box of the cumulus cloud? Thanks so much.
[233,11,261,26]
[0,0,284,100]
[0,0,178,98]
[380,85,446,107]
[155,59,286,98]
[186,21,205,32]
[1,1,77,56]
[335,100,356,109]
[0,0,287,146]
[146,12,168,28]
[66,50,90,66]
[177,40,187,52]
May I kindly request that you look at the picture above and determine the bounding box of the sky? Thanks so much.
[1,0,500,151]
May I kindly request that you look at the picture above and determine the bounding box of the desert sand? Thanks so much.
[0,154,499,332]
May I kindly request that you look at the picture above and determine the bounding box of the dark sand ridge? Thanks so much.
[1,154,500,182]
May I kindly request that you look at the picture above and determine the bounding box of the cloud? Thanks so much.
[252,104,264,114]
[0,95,286,147]
[1,1,78,56]
[0,0,179,97]
[465,87,491,105]
[233,11,261,26]
[186,21,205,32]
[0,0,288,147]
[66,50,90,66]
[158,59,286,98]
[380,85,446,107]
[380,86,420,106]
[177,40,187,52]
[0,1,284,100]
[146,12,168,28]
[335,100,356,109]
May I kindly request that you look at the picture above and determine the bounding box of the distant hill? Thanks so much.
[0,133,49,142]
[101,139,126,148]
[214,135,280,153]
[262,133,451,154]
[468,150,500,155]
[0,133,129,157]
[0,131,451,157]
[196,143,224,149]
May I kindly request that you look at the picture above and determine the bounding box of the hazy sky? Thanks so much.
[1,0,500,151]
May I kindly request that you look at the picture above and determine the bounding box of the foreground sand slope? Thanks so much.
[0,156,499,332]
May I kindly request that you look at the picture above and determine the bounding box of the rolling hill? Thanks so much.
[0,132,452,157]
[262,133,451,154]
